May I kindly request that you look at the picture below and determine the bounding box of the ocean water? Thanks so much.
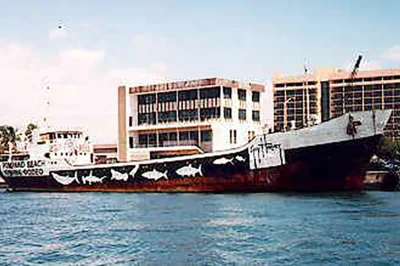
[0,191,399,265]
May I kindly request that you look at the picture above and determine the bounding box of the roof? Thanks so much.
[272,68,400,84]
[93,144,117,149]
[126,77,265,94]
[40,130,83,136]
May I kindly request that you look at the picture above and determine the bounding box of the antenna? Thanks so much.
[304,60,310,127]
[43,84,51,131]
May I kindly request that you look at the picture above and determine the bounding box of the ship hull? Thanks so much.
[2,135,380,193]
[1,110,391,193]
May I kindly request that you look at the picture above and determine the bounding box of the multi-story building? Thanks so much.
[118,78,265,162]
[93,144,118,164]
[273,73,319,132]
[273,68,400,139]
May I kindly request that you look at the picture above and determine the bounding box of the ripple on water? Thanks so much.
[0,191,400,265]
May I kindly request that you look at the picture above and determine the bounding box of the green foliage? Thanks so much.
[0,123,38,154]
[375,137,400,160]
[0,125,17,153]
[25,123,38,142]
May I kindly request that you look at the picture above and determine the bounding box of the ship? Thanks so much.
[0,110,391,192]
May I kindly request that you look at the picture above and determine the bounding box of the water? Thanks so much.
[0,191,399,265]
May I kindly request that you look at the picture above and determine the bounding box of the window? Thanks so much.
[223,87,232,98]
[229,130,237,144]
[224,107,232,119]
[138,94,156,104]
[201,130,212,142]
[158,111,177,123]
[148,134,157,147]
[129,116,133,127]
[248,131,255,141]
[179,109,198,121]
[139,134,147,146]
[178,89,198,101]
[200,107,220,120]
[129,137,133,148]
[239,109,246,120]
[252,110,260,121]
[158,91,177,102]
[252,91,260,102]
[138,113,156,125]
[200,87,220,98]
[179,131,189,140]
[238,89,246,101]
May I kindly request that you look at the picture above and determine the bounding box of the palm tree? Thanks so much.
[25,123,38,143]
[0,125,17,154]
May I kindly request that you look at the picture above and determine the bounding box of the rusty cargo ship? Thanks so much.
[0,110,391,192]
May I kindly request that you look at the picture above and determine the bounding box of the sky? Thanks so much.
[1,0,400,143]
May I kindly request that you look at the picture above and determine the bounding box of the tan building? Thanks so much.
[93,144,118,164]
[118,78,265,162]
[273,68,400,139]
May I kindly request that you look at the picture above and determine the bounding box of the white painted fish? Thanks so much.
[129,164,140,178]
[235,155,246,162]
[52,171,79,186]
[142,169,168,180]
[82,171,106,185]
[111,169,129,181]
[213,157,234,165]
[175,164,203,177]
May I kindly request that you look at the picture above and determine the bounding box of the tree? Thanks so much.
[0,125,17,154]
[25,123,38,142]
[375,137,400,161]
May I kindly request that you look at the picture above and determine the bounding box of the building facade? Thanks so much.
[273,68,400,139]
[118,78,265,162]
[93,144,118,164]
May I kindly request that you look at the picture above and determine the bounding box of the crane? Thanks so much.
[346,55,362,113]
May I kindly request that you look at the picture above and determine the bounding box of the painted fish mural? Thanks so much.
[235,155,246,162]
[111,169,129,181]
[175,164,202,177]
[142,169,168,180]
[52,172,79,185]
[82,171,106,185]
[213,157,234,165]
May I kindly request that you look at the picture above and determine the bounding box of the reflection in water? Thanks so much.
[0,191,399,265]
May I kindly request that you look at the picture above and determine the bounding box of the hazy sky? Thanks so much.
[1,0,400,143]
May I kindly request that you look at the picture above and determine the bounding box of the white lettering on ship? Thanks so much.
[249,136,285,170]
[2,160,47,177]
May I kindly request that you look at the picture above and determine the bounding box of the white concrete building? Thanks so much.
[118,78,266,161]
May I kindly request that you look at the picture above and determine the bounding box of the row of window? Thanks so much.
[134,108,261,125]
[130,130,213,148]
[52,152,88,156]
[275,76,400,88]
[275,81,317,88]
[332,76,400,84]
[275,89,317,97]
[137,108,221,125]
[332,84,400,93]
[223,108,260,121]
[138,88,260,104]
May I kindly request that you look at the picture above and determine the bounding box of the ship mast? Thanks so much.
[304,62,310,127]
[43,85,51,131]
